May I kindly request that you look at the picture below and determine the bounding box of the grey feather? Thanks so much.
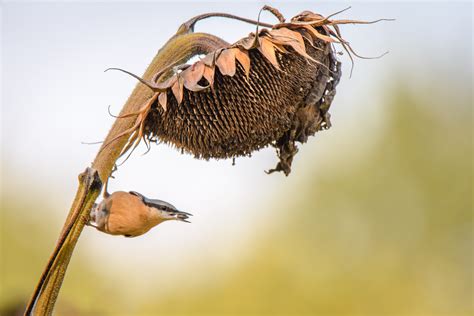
[129,191,192,217]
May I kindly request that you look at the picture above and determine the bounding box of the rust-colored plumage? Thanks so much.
[88,191,191,237]
[108,7,387,175]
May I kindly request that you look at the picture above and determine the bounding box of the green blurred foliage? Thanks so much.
[0,77,472,316]
[0,194,110,315]
[139,81,472,315]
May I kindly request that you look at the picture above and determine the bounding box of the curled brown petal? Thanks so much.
[270,28,305,48]
[171,75,184,105]
[301,25,338,43]
[216,48,237,76]
[233,48,251,78]
[158,92,168,111]
[269,29,317,64]
[258,37,281,69]
[182,61,208,91]
[201,51,219,67]
[202,65,215,87]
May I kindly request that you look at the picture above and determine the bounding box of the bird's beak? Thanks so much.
[159,209,192,223]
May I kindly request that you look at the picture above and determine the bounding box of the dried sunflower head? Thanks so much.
[108,7,389,175]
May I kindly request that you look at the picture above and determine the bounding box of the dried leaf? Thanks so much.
[201,51,218,67]
[300,30,314,44]
[104,92,158,157]
[202,66,215,88]
[270,28,305,48]
[258,37,281,70]
[158,92,167,111]
[232,48,251,78]
[171,75,184,105]
[269,28,316,63]
[216,49,237,76]
[182,61,209,91]
[235,34,257,51]
[301,25,337,43]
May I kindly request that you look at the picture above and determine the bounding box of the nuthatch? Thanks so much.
[87,191,191,237]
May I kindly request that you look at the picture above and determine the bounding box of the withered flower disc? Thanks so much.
[115,10,377,175]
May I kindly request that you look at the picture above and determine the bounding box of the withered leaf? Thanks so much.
[270,28,316,63]
[300,31,314,45]
[182,61,209,92]
[301,25,337,43]
[235,33,257,51]
[232,48,251,78]
[216,49,237,76]
[158,92,167,111]
[202,65,215,87]
[171,75,184,105]
[258,37,281,70]
[270,28,305,47]
[201,51,218,67]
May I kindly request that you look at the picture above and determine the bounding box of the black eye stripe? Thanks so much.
[160,206,174,212]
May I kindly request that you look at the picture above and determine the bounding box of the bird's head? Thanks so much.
[129,191,192,223]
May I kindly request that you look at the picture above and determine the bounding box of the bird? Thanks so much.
[87,191,191,237]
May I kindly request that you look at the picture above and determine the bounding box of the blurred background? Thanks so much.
[1,1,472,315]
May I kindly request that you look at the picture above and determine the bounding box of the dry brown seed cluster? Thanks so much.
[111,8,385,175]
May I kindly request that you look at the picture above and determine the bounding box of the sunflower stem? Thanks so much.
[24,30,224,316]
